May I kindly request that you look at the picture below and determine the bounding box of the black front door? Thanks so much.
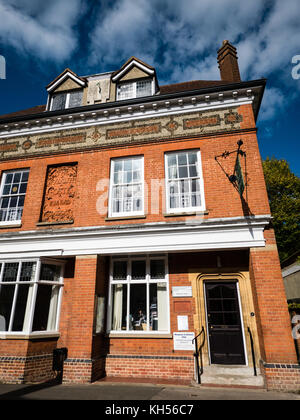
[205,282,246,365]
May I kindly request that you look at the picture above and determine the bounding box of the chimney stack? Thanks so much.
[217,40,241,83]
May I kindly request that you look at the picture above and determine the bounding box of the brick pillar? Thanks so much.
[249,229,300,391]
[63,255,98,383]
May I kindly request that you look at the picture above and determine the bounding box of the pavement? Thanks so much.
[0,380,299,401]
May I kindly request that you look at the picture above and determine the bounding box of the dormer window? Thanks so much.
[117,79,153,101]
[50,90,83,111]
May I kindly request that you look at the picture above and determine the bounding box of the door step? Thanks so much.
[196,365,265,388]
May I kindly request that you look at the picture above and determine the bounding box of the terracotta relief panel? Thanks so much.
[41,163,78,223]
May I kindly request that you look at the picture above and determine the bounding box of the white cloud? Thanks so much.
[259,87,286,122]
[0,0,85,62]
[88,0,299,121]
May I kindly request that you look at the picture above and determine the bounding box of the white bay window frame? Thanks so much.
[109,156,144,218]
[0,258,64,337]
[107,255,170,335]
[165,149,206,214]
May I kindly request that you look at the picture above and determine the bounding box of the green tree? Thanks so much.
[262,157,300,262]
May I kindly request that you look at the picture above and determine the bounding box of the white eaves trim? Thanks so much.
[0,94,254,140]
[112,60,155,82]
[0,215,270,259]
[47,71,86,93]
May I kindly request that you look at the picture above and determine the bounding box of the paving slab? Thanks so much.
[0,381,299,401]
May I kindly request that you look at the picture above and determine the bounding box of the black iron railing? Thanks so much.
[247,326,257,376]
[193,326,205,384]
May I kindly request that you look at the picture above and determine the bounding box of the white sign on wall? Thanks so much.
[177,315,189,331]
[173,332,195,351]
[172,286,193,297]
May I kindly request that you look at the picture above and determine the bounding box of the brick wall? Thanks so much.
[0,104,270,234]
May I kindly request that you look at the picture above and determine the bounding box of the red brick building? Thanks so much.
[0,41,299,391]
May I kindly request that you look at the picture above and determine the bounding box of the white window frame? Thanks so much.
[164,149,206,214]
[0,168,29,225]
[49,90,83,111]
[107,255,170,335]
[0,258,64,337]
[116,78,154,101]
[109,156,145,218]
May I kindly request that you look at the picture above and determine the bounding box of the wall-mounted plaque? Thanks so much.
[173,332,195,351]
[172,286,193,297]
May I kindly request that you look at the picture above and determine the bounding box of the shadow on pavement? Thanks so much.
[0,377,61,400]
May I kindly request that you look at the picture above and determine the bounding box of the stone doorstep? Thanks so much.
[198,365,265,388]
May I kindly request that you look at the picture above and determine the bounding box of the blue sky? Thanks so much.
[0,0,299,176]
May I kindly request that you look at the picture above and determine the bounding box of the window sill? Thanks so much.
[0,332,60,340]
[163,210,209,217]
[107,333,172,339]
[36,220,74,226]
[105,215,146,221]
[0,221,22,228]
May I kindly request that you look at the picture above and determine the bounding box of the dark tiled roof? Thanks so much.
[159,80,230,94]
[0,105,46,120]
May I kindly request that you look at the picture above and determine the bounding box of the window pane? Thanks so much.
[136,80,152,97]
[21,172,29,182]
[150,283,168,331]
[131,260,146,280]
[178,153,187,166]
[40,264,60,282]
[2,185,11,195]
[113,261,127,280]
[150,260,165,279]
[0,285,15,331]
[117,82,134,100]
[1,197,9,208]
[189,165,198,177]
[12,284,31,332]
[130,284,147,330]
[178,166,188,178]
[68,90,83,108]
[188,152,198,164]
[19,183,28,194]
[5,173,13,184]
[32,285,59,331]
[13,173,21,183]
[2,263,18,282]
[20,262,36,282]
[51,93,67,110]
[111,284,127,330]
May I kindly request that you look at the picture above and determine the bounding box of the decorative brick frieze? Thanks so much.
[0,141,19,153]
[0,107,243,161]
[36,133,86,149]
[106,123,161,139]
[183,114,221,130]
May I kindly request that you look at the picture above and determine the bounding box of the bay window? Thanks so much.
[165,149,205,213]
[108,256,169,333]
[0,259,64,335]
[109,156,144,217]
